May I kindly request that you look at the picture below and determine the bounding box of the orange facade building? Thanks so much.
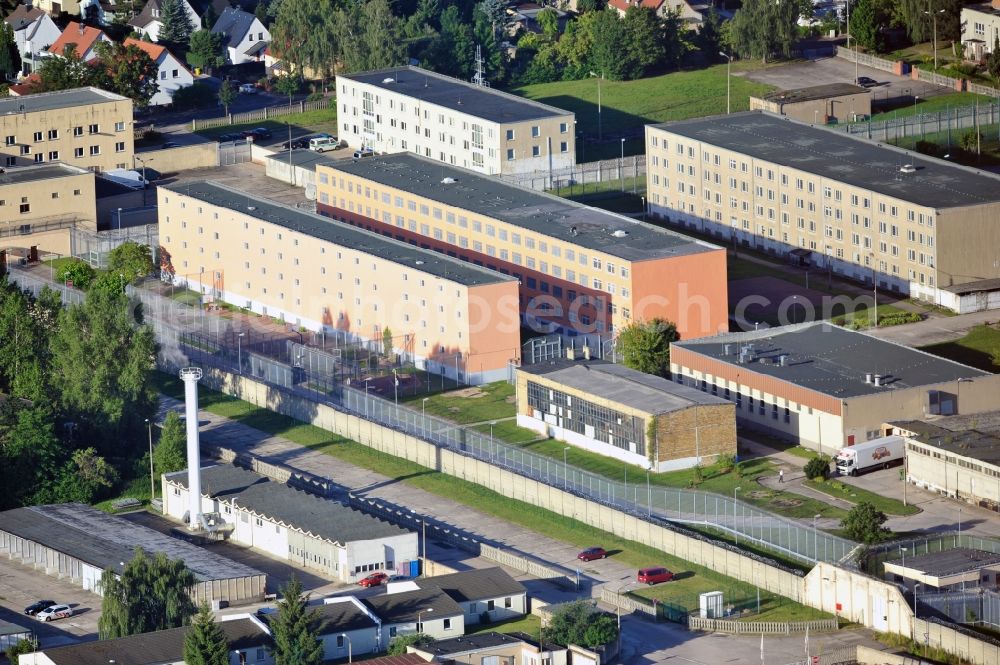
[314,153,728,341]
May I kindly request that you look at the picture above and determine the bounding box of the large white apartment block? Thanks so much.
[337,66,576,176]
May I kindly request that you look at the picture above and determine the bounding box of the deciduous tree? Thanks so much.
[988,36,1000,82]
[0,21,21,80]
[107,241,155,285]
[616,318,678,377]
[387,634,434,655]
[187,29,226,71]
[273,73,300,107]
[269,576,323,665]
[183,603,230,665]
[218,79,237,114]
[55,259,97,290]
[99,548,197,638]
[841,501,890,544]
[92,40,160,108]
[153,410,187,476]
[545,600,618,648]
[724,0,799,63]
[37,44,91,92]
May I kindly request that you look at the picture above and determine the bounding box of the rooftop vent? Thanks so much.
[865,372,874,384]
[247,206,257,211]
[441,177,457,184]
[382,77,395,84]
[415,260,424,265]
[612,229,628,238]
[899,164,917,174]
[873,374,883,386]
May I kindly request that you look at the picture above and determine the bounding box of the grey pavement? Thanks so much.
[0,557,102,647]
[867,309,1000,347]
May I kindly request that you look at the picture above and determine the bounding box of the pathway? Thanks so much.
[866,309,999,347]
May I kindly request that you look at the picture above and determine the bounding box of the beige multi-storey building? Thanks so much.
[0,163,96,256]
[0,87,134,173]
[336,66,576,176]
[646,112,1000,309]
[962,1,1000,60]
[315,153,729,341]
[158,182,521,383]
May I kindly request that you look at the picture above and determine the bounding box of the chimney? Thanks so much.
[865,372,873,384]
[180,367,204,530]
[78,21,84,35]
[873,374,883,387]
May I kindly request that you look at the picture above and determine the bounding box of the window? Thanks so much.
[74,147,84,158]
[73,126,83,137]
[443,618,452,630]
[531,125,540,137]
[33,131,42,142]
[19,203,29,214]
[48,129,59,140]
[88,124,99,134]
[505,148,514,161]
[532,145,540,157]
[505,129,514,140]
[115,141,125,152]
[89,145,100,155]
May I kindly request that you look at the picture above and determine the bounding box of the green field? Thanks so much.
[922,325,1000,373]
[863,92,994,123]
[509,64,774,160]
[403,381,518,424]
[194,107,338,140]
[468,614,541,636]
[153,372,828,622]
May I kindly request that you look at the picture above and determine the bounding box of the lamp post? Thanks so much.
[923,8,946,70]
[393,368,399,406]
[733,486,742,545]
[340,634,352,664]
[422,397,429,437]
[364,378,372,419]
[563,447,570,490]
[416,607,433,634]
[145,418,154,500]
[619,138,626,192]
[117,207,123,232]
[237,332,244,375]
[589,71,603,140]
[720,52,733,115]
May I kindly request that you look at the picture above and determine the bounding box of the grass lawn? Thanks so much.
[865,92,994,123]
[509,64,774,160]
[803,479,918,516]
[922,325,1000,373]
[549,176,645,198]
[194,107,338,140]
[468,614,541,637]
[153,372,828,622]
[630,579,830,623]
[42,256,83,273]
[93,476,153,513]
[168,287,203,306]
[401,381,517,424]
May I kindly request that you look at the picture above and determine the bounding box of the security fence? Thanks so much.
[919,590,1000,629]
[862,533,1000,577]
[838,102,1000,144]
[70,222,159,269]
[498,156,645,194]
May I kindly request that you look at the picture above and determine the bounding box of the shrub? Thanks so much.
[306,91,325,102]
[804,455,831,480]
[56,259,96,290]
[170,82,215,110]
[715,453,736,474]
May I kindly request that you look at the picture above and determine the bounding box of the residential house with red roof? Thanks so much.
[123,38,194,106]
[607,0,713,25]
[47,21,111,62]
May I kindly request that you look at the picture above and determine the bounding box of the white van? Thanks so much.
[309,137,340,152]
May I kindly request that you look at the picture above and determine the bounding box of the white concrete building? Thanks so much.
[312,597,382,661]
[4,5,60,74]
[337,66,576,176]
[362,585,465,642]
[163,464,419,583]
[962,2,1000,61]
[124,38,194,106]
[211,6,269,65]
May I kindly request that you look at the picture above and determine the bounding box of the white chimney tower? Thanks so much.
[179,367,204,530]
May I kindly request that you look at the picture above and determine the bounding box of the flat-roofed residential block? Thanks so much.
[670,322,1000,455]
[157,181,521,383]
[646,112,1000,311]
[0,87,134,173]
[337,66,575,176]
[315,153,729,341]
[516,359,736,471]
[0,163,96,255]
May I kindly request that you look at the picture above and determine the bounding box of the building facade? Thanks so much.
[0,163,97,255]
[422,567,528,625]
[315,154,729,341]
[0,87,134,173]
[748,83,871,124]
[163,465,419,584]
[645,112,1000,308]
[158,181,521,383]
[336,66,575,176]
[516,359,736,471]
[670,322,1000,454]
[4,5,60,75]
[124,39,194,107]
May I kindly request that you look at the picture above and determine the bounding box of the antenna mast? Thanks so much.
[472,45,490,87]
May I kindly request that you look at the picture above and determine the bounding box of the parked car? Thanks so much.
[637,567,673,585]
[24,600,56,616]
[239,83,258,94]
[280,139,307,150]
[36,604,73,621]
[856,76,877,88]
[250,127,272,140]
[577,547,608,562]
[358,572,389,587]
[309,136,341,152]
[353,147,375,159]
[215,133,240,143]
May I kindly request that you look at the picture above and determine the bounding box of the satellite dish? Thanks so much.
[304,183,316,201]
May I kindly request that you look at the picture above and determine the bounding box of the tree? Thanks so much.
[988,36,1000,83]
[696,8,723,62]
[849,0,888,53]
[51,447,119,503]
[184,603,230,665]
[36,44,91,92]
[0,21,21,80]
[804,455,831,480]
[158,0,195,51]
[382,327,393,358]
[4,638,39,661]
[108,241,154,285]
[56,259,97,290]
[587,9,632,80]
[545,600,618,648]
[92,40,159,108]
[269,576,323,665]
[218,79,237,114]
[387,634,434,655]
[362,0,406,71]
[841,501,890,544]
[477,0,507,38]
[616,318,678,377]
[187,29,226,72]
[153,410,187,476]
[0,401,66,509]
[893,0,960,45]
[271,0,338,80]
[537,7,559,38]
[724,0,799,63]
[99,548,197,638]
[273,74,300,107]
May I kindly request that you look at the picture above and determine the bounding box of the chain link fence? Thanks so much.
[498,156,646,194]
[862,533,1000,577]
[919,590,1000,629]
[837,102,1000,144]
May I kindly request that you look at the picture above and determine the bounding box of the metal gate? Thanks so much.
[218,140,251,165]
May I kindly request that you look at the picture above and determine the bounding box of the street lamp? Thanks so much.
[588,71,603,140]
[619,138,626,192]
[237,332,245,375]
[145,418,154,500]
[416,607,433,633]
[733,486,742,545]
[340,634,352,664]
[364,378,372,419]
[720,52,733,114]
[117,207,123,232]
[563,447,570,490]
[422,397,429,437]
[813,514,821,558]
[392,368,399,406]
[923,8,946,70]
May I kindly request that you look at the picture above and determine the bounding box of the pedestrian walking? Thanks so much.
[779,468,784,483]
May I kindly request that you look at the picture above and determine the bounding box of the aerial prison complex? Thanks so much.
[163,464,419,583]
[0,502,266,603]
[645,111,1000,312]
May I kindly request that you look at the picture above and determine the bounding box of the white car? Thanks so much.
[239,83,257,94]
[36,604,72,622]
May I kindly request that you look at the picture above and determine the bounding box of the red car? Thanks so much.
[637,567,674,585]
[578,547,608,562]
[358,572,389,587]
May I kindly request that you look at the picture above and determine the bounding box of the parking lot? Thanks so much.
[0,557,101,649]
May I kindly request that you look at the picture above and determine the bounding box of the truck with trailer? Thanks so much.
[835,435,905,476]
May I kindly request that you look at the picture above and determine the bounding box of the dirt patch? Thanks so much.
[450,387,486,399]
[747,490,773,500]
[771,497,804,508]
[505,395,516,404]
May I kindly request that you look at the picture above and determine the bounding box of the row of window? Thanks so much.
[3,122,126,146]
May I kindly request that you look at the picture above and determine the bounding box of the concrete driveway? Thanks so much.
[0,558,101,648]
[743,56,951,105]
[867,309,1000,347]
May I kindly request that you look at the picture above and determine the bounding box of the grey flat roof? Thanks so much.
[362,587,463,622]
[165,465,412,545]
[0,503,263,583]
[162,181,513,287]
[266,148,341,169]
[521,359,730,414]
[323,153,719,262]
[342,66,571,124]
[0,87,127,116]
[893,548,1000,577]
[0,163,89,185]
[309,600,378,635]
[415,631,534,656]
[674,322,988,399]
[941,278,1000,295]
[0,619,33,638]
[421,567,526,603]
[761,83,868,104]
[892,412,1000,465]
[650,112,1000,209]
[40,618,269,665]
